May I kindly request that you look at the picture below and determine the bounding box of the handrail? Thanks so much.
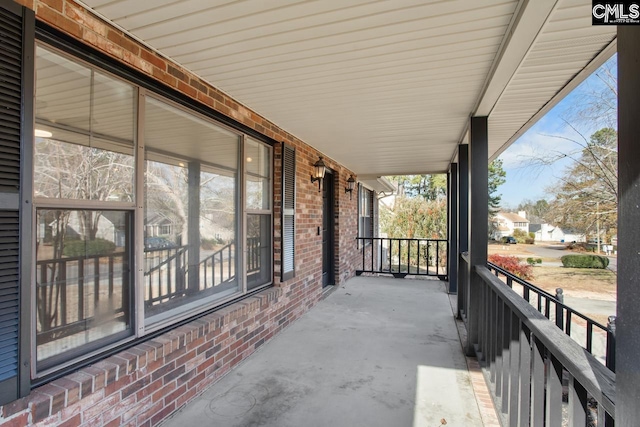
[487,261,615,370]
[144,245,188,276]
[476,265,616,420]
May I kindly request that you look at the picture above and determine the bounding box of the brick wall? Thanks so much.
[1,0,365,425]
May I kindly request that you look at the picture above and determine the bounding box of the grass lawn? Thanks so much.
[528,266,617,301]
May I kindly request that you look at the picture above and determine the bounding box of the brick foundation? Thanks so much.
[0,281,326,426]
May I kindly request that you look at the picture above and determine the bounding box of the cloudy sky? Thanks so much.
[496,54,617,208]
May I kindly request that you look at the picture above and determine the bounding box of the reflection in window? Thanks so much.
[144,96,240,325]
[35,209,131,368]
[34,46,135,202]
[245,139,271,211]
[247,214,272,290]
[245,139,272,289]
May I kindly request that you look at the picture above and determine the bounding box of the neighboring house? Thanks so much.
[529,223,565,242]
[491,211,530,240]
[528,215,586,243]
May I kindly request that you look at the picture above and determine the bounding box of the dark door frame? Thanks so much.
[322,171,335,287]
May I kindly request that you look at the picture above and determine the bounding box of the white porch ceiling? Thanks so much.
[79,0,615,176]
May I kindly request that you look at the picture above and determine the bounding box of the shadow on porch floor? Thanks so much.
[161,276,491,427]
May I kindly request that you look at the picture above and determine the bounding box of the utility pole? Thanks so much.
[596,201,601,254]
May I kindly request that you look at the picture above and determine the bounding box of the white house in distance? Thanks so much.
[491,211,529,240]
[528,220,586,243]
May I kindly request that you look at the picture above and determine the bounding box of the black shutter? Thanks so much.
[0,0,35,404]
[281,143,295,281]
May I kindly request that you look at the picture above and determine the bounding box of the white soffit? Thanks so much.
[79,0,615,175]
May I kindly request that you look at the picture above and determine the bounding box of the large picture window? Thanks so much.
[32,44,273,373]
[143,96,241,327]
[34,45,136,371]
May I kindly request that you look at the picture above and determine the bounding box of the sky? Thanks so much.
[496,54,617,209]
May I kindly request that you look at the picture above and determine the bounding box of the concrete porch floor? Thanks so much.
[161,276,488,427]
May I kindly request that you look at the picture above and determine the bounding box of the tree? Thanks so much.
[380,196,447,239]
[488,159,506,216]
[389,174,446,200]
[545,127,617,239]
[516,199,551,221]
[519,57,618,247]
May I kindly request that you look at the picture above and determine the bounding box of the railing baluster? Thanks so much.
[407,239,411,274]
[501,303,511,414]
[531,336,545,427]
[508,313,521,426]
[568,375,588,427]
[94,257,100,306]
[518,325,532,427]
[60,261,67,326]
[565,311,572,336]
[416,240,420,274]
[219,250,224,284]
[108,255,114,296]
[78,258,85,322]
[436,241,440,276]
[371,238,374,273]
[545,354,563,427]
[495,299,504,393]
[586,322,593,353]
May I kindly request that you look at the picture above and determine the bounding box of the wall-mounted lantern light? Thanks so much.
[310,156,327,192]
[345,175,355,199]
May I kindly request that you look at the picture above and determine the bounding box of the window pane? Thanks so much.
[144,97,240,325]
[245,139,271,210]
[34,46,135,202]
[35,209,132,367]
[247,214,272,290]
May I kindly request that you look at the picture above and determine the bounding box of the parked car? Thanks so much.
[503,236,517,244]
[144,237,176,250]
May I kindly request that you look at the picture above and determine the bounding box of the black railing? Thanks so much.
[487,262,616,371]
[355,237,447,279]
[37,242,241,344]
[199,243,234,290]
[36,252,129,344]
[474,266,615,426]
[144,245,189,306]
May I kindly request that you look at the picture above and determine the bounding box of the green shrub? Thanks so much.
[513,229,531,243]
[561,254,609,269]
[63,238,116,257]
[524,238,535,244]
[526,257,542,266]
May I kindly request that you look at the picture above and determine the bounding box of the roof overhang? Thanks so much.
[78,0,616,175]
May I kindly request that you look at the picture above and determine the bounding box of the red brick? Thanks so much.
[1,396,28,417]
[140,49,167,71]
[82,393,119,421]
[40,0,62,12]
[106,29,140,55]
[0,413,29,427]
[150,401,176,425]
[58,413,81,427]
[65,3,108,37]
[36,3,82,39]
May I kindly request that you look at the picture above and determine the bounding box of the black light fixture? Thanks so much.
[310,156,327,191]
[345,175,355,199]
